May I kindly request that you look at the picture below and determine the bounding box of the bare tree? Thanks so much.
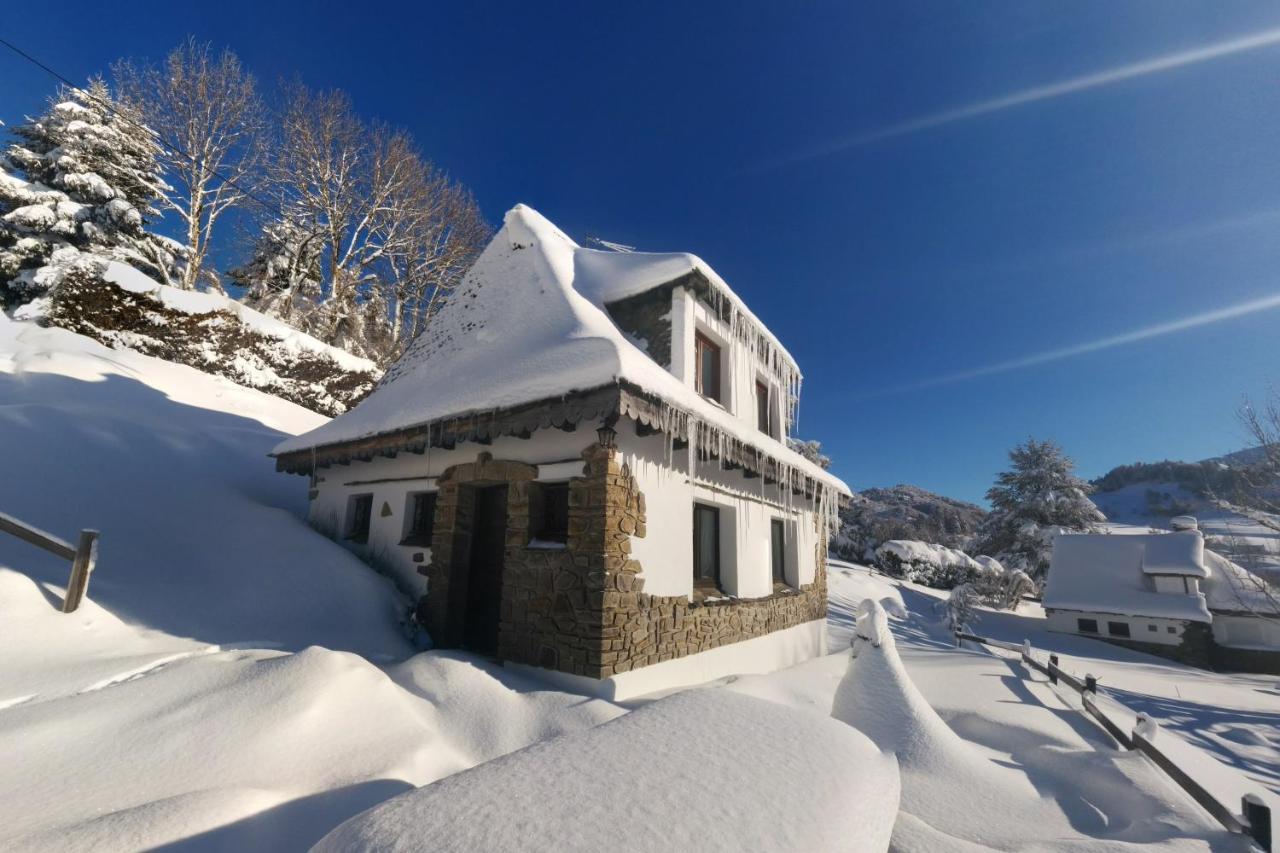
[264,84,488,361]
[1236,390,1280,532]
[114,39,265,291]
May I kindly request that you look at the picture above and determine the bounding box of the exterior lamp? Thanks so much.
[597,420,618,448]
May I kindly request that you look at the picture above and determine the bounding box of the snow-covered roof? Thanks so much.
[1202,550,1280,616]
[1043,532,1212,622]
[274,204,846,494]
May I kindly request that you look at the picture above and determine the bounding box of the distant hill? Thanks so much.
[831,484,986,563]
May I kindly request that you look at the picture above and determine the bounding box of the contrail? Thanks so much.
[857,289,1280,399]
[771,25,1280,165]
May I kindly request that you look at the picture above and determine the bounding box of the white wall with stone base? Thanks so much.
[509,618,828,701]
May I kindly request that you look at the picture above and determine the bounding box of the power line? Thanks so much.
[0,34,282,218]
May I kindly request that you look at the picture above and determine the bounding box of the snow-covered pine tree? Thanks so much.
[971,438,1105,579]
[0,79,181,303]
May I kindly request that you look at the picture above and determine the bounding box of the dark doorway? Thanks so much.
[463,484,508,655]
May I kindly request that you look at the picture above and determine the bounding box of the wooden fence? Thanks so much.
[955,630,1272,852]
[0,510,98,612]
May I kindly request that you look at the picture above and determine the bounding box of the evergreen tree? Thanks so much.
[971,438,1105,579]
[0,80,181,301]
[231,216,323,329]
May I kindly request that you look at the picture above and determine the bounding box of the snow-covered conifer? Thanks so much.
[971,438,1104,579]
[0,79,181,302]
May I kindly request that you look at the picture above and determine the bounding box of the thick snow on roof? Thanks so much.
[572,247,797,370]
[1043,532,1211,622]
[274,205,846,493]
[1202,550,1280,615]
[314,688,899,853]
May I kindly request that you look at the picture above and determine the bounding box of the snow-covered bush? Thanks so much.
[969,555,1037,610]
[44,262,377,415]
[946,583,979,633]
[874,539,980,589]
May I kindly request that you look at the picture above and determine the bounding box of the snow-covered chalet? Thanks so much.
[273,205,851,698]
[1042,518,1280,672]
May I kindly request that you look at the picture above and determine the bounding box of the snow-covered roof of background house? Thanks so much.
[1043,532,1212,622]
[274,204,847,494]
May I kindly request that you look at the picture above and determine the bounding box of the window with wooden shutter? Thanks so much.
[695,332,721,403]
[693,503,721,590]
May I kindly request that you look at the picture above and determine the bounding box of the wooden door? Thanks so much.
[464,485,507,655]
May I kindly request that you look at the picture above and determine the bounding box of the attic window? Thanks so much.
[1077,618,1098,634]
[695,332,722,403]
[1107,621,1131,638]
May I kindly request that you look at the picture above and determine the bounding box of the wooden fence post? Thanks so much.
[1243,793,1272,852]
[61,529,99,613]
[1085,673,1097,694]
[1049,654,1059,684]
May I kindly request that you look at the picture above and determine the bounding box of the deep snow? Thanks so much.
[1,318,1272,851]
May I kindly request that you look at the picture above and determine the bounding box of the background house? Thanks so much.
[1043,519,1280,672]
[273,204,850,698]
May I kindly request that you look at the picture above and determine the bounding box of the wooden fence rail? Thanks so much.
[956,629,1271,852]
[0,510,99,612]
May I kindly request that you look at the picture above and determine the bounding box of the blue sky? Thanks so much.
[3,2,1280,504]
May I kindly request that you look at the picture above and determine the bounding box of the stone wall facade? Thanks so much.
[418,442,827,681]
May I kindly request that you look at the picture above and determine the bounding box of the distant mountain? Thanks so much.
[831,484,986,563]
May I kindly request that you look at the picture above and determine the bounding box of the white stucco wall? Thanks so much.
[509,617,827,701]
[1213,614,1280,650]
[1045,609,1188,646]
[619,430,820,600]
[307,429,595,595]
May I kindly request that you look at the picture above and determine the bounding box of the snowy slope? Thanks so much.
[0,319,404,655]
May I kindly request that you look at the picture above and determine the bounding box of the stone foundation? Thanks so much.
[418,443,827,682]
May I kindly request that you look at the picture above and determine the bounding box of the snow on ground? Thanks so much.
[314,688,899,853]
[0,319,405,656]
[1,320,1271,850]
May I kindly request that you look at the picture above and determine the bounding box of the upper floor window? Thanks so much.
[756,381,772,435]
[695,332,722,403]
[401,491,437,547]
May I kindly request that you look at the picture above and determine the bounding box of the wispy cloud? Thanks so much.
[857,290,1280,399]
[769,25,1280,166]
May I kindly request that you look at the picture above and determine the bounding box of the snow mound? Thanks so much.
[314,689,900,853]
[833,602,1044,846]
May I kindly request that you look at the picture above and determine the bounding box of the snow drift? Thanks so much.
[314,689,900,853]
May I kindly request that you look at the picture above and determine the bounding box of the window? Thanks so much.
[1167,626,1177,634]
[756,381,772,435]
[1077,618,1098,633]
[401,492,437,547]
[695,332,722,403]
[1147,624,1157,632]
[693,503,721,589]
[771,518,787,585]
[346,493,373,543]
[1107,621,1131,638]
[531,482,570,544]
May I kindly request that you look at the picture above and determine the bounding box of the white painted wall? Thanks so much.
[1213,614,1280,650]
[1045,609,1189,646]
[620,430,820,599]
[509,617,827,700]
[308,429,594,595]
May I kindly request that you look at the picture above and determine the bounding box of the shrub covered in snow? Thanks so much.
[874,539,981,589]
[44,261,378,415]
